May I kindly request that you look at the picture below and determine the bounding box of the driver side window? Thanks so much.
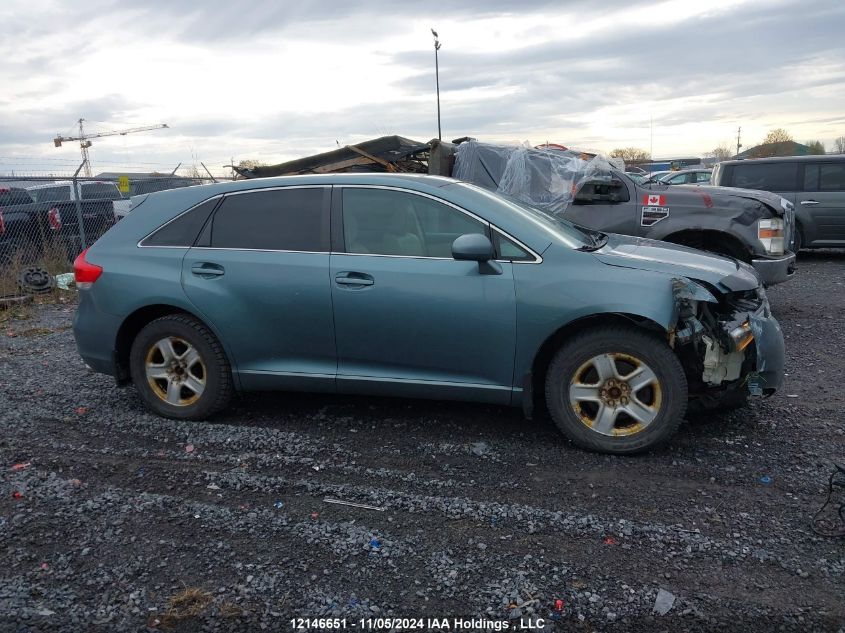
[342,188,488,258]
[574,179,631,205]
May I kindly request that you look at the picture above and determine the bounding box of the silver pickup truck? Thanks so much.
[439,140,796,286]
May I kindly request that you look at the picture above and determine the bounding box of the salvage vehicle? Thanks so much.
[27,180,130,221]
[712,155,845,251]
[445,141,796,286]
[0,186,115,264]
[73,174,785,454]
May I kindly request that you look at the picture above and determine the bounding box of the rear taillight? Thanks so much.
[0,210,5,235]
[48,207,62,231]
[73,248,103,289]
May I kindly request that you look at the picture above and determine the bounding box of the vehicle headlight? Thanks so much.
[758,218,784,255]
[728,321,754,352]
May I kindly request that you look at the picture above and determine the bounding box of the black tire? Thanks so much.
[544,326,687,454]
[129,314,232,420]
[793,224,803,253]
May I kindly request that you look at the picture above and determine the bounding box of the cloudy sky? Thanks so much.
[1,0,844,177]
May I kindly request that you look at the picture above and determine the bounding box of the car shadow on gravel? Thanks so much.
[188,388,747,457]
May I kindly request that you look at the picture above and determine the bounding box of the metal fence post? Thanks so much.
[72,160,88,251]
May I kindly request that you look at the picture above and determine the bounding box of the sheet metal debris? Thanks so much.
[452,140,615,215]
[235,135,429,178]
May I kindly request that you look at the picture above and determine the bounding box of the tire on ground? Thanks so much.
[544,326,687,454]
[129,314,232,420]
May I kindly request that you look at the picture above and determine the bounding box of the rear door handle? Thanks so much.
[800,200,819,206]
[191,263,225,277]
[335,272,374,287]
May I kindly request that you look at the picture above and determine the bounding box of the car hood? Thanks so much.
[639,181,789,216]
[593,233,760,292]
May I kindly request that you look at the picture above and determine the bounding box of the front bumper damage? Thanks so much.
[752,252,796,287]
[670,277,785,401]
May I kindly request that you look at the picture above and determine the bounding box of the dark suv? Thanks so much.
[712,155,845,250]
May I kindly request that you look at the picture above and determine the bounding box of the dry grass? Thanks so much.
[153,587,214,628]
[0,238,78,313]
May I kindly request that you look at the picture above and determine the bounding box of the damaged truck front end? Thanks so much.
[670,275,784,408]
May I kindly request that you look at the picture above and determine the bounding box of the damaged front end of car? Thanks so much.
[669,276,785,408]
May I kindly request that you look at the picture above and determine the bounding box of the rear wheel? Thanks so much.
[545,326,687,454]
[129,314,232,420]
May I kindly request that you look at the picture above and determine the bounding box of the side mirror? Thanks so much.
[452,233,494,262]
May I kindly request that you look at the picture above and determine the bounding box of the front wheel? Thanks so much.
[129,314,232,420]
[545,326,687,454]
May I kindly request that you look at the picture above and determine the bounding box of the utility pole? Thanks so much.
[431,29,442,141]
[736,126,742,158]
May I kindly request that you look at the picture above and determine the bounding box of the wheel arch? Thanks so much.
[661,229,751,262]
[526,312,668,417]
[114,304,236,387]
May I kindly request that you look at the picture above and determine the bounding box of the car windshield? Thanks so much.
[454,182,604,249]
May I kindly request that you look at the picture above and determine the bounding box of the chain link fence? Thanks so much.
[0,168,229,296]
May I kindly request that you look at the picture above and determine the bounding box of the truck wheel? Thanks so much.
[545,326,687,454]
[129,314,232,420]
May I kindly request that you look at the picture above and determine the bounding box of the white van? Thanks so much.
[26,181,131,221]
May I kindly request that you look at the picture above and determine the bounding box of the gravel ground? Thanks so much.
[1,251,844,632]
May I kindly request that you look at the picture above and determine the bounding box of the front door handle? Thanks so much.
[191,263,225,277]
[800,200,819,206]
[335,272,374,287]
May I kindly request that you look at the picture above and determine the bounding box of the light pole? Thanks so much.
[431,28,442,141]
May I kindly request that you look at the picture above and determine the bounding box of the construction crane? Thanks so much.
[53,119,169,176]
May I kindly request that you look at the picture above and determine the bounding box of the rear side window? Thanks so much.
[143,198,219,246]
[30,186,70,202]
[209,187,328,251]
[803,163,845,191]
[0,188,35,205]
[731,162,797,192]
[81,183,121,200]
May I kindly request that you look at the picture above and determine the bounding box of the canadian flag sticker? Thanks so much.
[642,194,666,206]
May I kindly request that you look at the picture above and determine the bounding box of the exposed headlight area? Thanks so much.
[671,278,766,391]
[758,218,785,255]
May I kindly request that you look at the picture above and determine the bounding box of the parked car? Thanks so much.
[659,169,712,185]
[625,171,648,184]
[445,141,796,286]
[0,186,116,264]
[641,170,673,184]
[712,155,845,251]
[27,180,131,221]
[73,174,785,454]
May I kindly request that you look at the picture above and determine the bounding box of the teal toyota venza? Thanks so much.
[73,174,785,454]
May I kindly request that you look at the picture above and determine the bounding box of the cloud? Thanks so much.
[1,0,844,174]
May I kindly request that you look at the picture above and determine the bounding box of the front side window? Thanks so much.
[494,232,533,261]
[342,188,487,258]
[209,188,328,251]
[731,162,798,192]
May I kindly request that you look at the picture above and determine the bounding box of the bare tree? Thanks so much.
[762,128,793,145]
[749,129,795,157]
[834,136,845,154]
[609,147,651,163]
[805,140,826,155]
[707,146,733,161]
